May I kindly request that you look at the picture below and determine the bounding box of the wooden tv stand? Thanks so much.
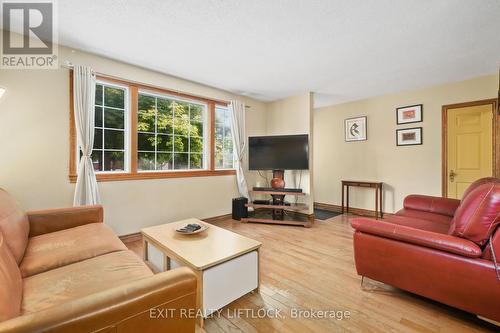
[241,188,312,227]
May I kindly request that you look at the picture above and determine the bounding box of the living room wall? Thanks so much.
[313,74,498,214]
[0,46,267,235]
[263,93,314,214]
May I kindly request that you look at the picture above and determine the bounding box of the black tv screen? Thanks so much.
[249,134,309,170]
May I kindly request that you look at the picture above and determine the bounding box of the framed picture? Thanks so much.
[396,127,422,146]
[396,104,423,124]
[345,116,367,142]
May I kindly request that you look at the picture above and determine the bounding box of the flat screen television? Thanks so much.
[249,134,309,170]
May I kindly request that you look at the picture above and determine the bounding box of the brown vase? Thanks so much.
[271,177,285,189]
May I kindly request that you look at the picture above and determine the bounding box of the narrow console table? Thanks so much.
[341,180,383,219]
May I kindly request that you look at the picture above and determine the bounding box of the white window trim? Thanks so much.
[137,89,209,172]
[76,80,130,174]
[215,105,236,170]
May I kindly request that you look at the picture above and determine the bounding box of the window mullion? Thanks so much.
[130,86,138,174]
[188,104,191,170]
[222,110,226,168]
[101,91,105,171]
[227,109,233,168]
[172,101,175,170]
[154,97,158,170]
[209,103,215,171]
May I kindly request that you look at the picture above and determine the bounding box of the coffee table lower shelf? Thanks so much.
[241,217,312,227]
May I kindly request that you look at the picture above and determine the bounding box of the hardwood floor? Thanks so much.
[123,214,497,333]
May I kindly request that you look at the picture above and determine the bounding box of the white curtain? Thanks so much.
[229,100,250,199]
[73,65,101,206]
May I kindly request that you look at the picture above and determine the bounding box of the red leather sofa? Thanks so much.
[351,177,500,322]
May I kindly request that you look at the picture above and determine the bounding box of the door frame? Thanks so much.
[441,98,499,197]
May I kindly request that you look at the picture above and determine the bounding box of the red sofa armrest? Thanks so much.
[351,218,482,258]
[403,195,460,217]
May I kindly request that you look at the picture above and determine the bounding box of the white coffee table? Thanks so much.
[141,218,261,327]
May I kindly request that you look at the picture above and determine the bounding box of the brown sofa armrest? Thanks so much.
[0,267,197,333]
[27,205,103,237]
[403,195,461,217]
[351,218,482,258]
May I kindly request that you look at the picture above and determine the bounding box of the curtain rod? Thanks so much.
[63,62,250,108]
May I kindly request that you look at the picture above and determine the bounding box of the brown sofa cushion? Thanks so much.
[20,223,127,277]
[0,232,23,322]
[22,250,153,314]
[0,189,29,264]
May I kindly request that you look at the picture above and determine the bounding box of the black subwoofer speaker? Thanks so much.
[232,197,248,220]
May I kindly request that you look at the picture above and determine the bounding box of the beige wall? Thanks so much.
[265,93,314,213]
[313,74,498,213]
[0,46,267,235]
[2,40,495,234]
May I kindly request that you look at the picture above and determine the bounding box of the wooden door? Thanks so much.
[446,104,493,199]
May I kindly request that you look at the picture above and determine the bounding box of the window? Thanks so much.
[69,73,236,182]
[137,92,206,171]
[215,106,235,169]
[90,82,128,172]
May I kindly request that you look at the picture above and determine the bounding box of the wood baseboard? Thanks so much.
[202,213,233,223]
[119,209,317,242]
[118,204,326,243]
[294,210,315,221]
[119,214,233,242]
[119,232,142,243]
[314,202,393,218]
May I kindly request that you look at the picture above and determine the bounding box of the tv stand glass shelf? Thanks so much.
[241,188,313,227]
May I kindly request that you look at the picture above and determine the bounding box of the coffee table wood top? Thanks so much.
[141,218,262,270]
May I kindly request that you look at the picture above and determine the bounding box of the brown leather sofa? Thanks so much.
[351,178,500,322]
[0,189,197,333]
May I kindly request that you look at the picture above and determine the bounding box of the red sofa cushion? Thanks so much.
[482,227,500,260]
[351,218,482,258]
[449,183,500,246]
[384,215,450,234]
[395,208,453,226]
[461,177,500,200]
[403,194,460,217]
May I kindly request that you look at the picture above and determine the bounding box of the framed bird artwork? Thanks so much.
[344,116,367,142]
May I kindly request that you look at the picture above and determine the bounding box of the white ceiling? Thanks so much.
[54,1,500,106]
